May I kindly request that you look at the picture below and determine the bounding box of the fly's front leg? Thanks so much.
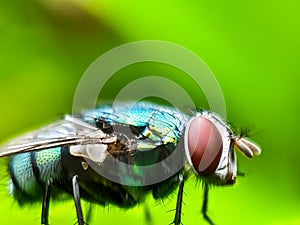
[72,175,85,225]
[41,180,51,225]
[170,174,184,225]
[202,182,214,225]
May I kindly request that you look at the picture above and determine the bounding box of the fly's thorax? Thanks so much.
[84,103,190,144]
[8,147,63,201]
[184,111,237,185]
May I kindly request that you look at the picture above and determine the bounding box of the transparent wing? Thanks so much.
[0,115,115,157]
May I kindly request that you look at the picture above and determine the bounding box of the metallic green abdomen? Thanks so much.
[8,147,62,204]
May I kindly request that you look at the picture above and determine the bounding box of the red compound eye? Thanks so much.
[185,117,223,176]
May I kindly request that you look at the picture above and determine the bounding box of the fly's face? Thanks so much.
[184,111,261,185]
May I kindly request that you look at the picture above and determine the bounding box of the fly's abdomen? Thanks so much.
[8,147,62,204]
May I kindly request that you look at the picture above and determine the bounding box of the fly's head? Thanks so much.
[184,111,261,185]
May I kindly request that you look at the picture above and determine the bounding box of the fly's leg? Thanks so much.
[202,182,214,225]
[170,174,184,225]
[85,203,93,224]
[41,181,51,225]
[72,175,85,225]
[144,204,153,225]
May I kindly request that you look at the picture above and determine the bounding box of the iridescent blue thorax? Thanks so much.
[84,102,191,144]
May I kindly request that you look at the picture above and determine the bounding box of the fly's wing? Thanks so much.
[0,115,116,157]
[0,103,188,161]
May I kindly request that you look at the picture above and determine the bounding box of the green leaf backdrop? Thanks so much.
[0,1,299,225]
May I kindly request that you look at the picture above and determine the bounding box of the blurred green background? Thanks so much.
[0,0,299,224]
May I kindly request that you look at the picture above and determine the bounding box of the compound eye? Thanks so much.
[185,117,223,176]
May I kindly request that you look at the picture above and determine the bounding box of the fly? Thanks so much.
[0,102,261,225]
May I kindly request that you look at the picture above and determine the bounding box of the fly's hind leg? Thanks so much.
[41,180,51,225]
[202,182,214,225]
[72,175,85,225]
[85,203,93,224]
